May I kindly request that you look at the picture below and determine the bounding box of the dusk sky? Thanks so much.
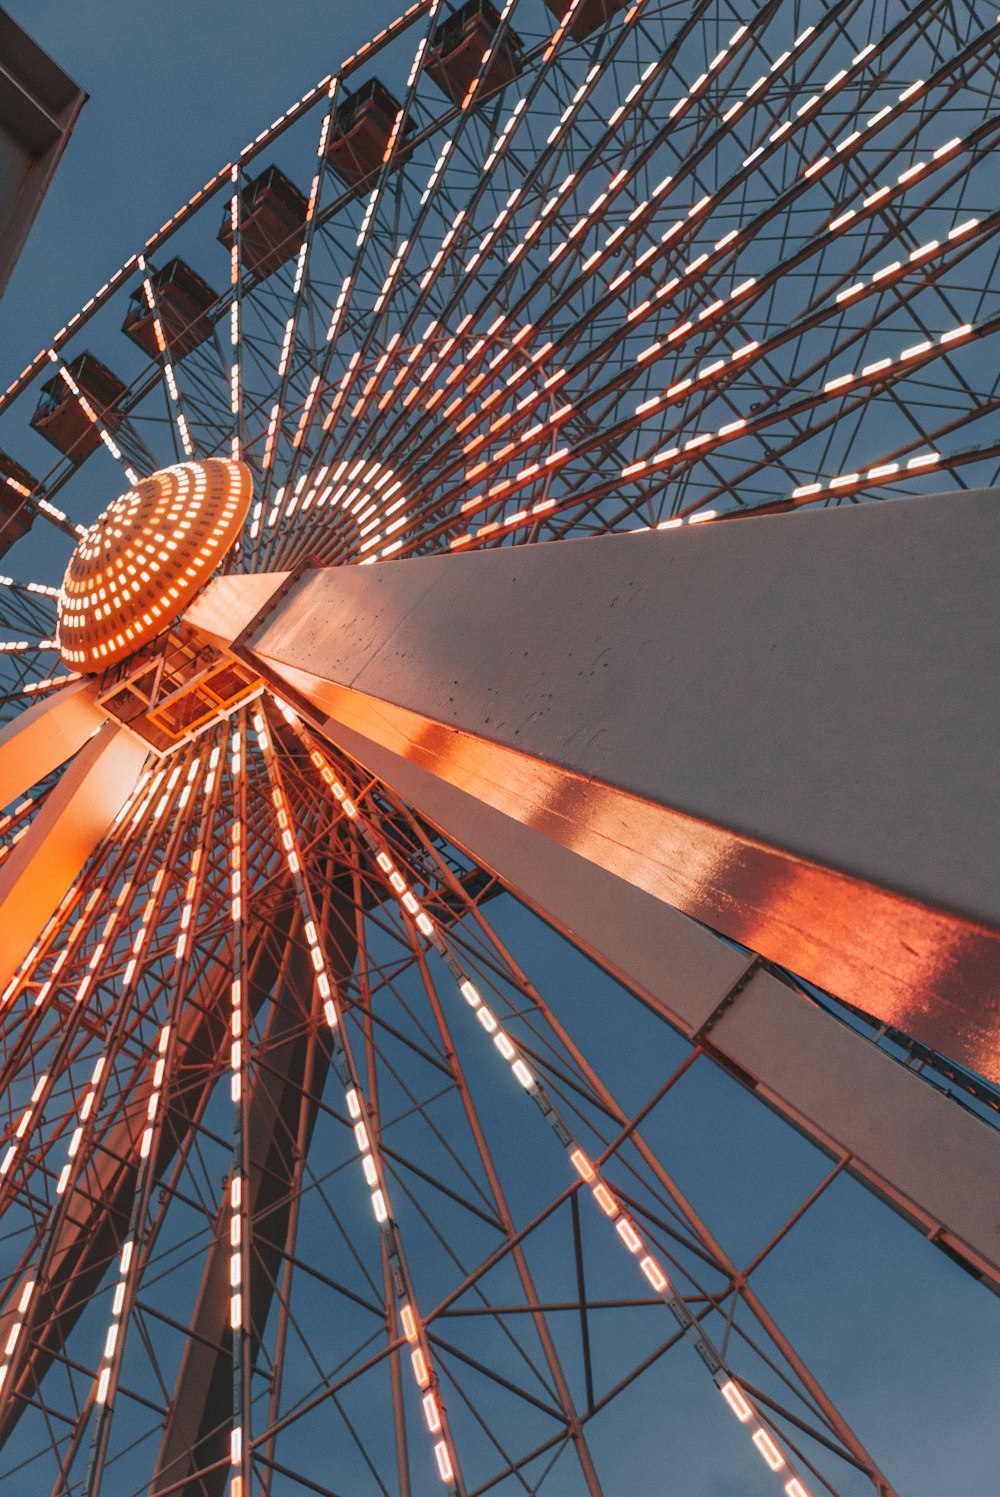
[1,3,998,1493]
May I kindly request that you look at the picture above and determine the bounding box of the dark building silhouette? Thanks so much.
[0,8,85,301]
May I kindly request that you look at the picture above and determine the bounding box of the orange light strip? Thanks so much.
[253,709,461,1491]
[310,0,520,461]
[136,254,195,458]
[280,702,814,1497]
[228,167,243,462]
[445,308,982,553]
[259,77,340,503]
[341,338,561,561]
[0,755,194,1411]
[437,188,981,561]
[227,719,251,1497]
[325,0,444,358]
[365,15,993,569]
[403,4,727,440]
[45,351,140,487]
[91,754,215,1417]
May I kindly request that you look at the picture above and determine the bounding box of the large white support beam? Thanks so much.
[197,489,1000,1075]
[0,721,148,989]
[181,491,1000,1283]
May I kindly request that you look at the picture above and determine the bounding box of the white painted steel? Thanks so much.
[210,489,1000,1072]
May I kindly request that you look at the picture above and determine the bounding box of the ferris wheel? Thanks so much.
[0,1,998,1494]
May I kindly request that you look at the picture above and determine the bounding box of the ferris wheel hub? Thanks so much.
[56,458,253,673]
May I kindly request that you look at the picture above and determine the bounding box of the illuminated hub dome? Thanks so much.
[58,459,252,672]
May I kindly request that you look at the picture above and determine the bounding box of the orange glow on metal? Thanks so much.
[616,1217,643,1253]
[400,1304,418,1342]
[570,1148,595,1182]
[434,1441,454,1482]
[639,1255,668,1292]
[57,459,253,672]
[721,1378,753,1421]
[753,1428,785,1471]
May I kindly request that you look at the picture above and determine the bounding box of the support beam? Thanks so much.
[0,721,147,989]
[0,676,106,809]
[186,489,1000,1075]
[180,491,1000,1286]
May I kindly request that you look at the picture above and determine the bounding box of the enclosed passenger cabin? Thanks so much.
[217,165,307,279]
[122,258,218,361]
[543,0,629,40]
[325,78,412,188]
[0,451,38,556]
[426,0,523,106]
[30,352,126,461]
